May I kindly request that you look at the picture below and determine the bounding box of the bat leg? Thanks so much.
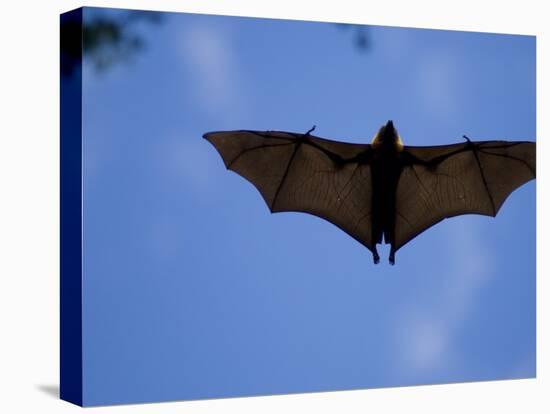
[372,247,380,265]
[389,247,396,265]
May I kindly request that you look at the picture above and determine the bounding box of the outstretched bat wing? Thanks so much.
[394,140,536,251]
[203,130,376,252]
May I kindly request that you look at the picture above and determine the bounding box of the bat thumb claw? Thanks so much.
[305,125,316,135]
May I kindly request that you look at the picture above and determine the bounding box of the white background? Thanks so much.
[0,0,547,412]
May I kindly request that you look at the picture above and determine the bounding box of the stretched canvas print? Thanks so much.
[60,6,536,407]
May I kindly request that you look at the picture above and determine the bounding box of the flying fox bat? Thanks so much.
[203,121,535,264]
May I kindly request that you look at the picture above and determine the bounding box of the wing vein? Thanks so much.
[477,149,535,176]
[472,146,496,215]
[228,142,293,168]
[270,143,302,210]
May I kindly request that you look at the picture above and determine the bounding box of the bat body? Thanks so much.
[203,121,535,264]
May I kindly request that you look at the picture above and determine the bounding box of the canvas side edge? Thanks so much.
[60,7,84,407]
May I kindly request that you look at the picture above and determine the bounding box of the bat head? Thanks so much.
[372,120,404,151]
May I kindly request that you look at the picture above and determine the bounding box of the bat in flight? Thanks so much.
[203,121,535,264]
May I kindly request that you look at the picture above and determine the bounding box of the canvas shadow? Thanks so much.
[36,384,59,399]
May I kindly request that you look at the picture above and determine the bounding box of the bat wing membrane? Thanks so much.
[394,140,536,251]
[203,130,376,252]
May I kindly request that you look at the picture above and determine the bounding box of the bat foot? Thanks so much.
[389,250,395,265]
[372,251,380,264]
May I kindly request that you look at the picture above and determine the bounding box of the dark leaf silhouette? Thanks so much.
[60,9,163,77]
[335,23,371,52]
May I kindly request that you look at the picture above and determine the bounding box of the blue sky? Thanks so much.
[80,8,535,406]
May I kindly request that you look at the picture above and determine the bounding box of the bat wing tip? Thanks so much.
[203,130,230,140]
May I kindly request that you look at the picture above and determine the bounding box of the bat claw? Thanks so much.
[389,250,395,265]
[305,125,316,135]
